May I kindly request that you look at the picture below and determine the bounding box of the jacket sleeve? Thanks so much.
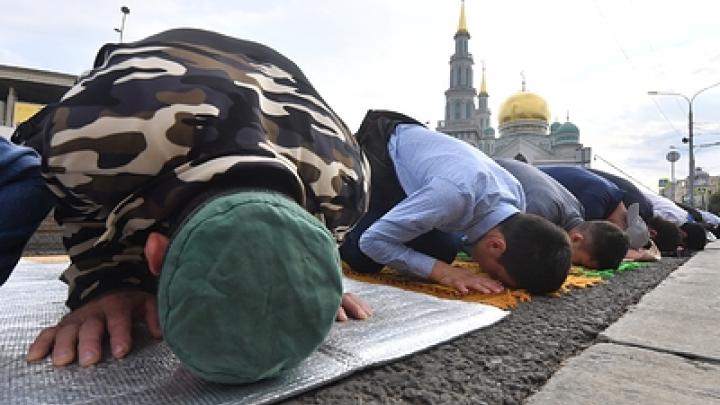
[53,197,157,310]
[358,177,467,278]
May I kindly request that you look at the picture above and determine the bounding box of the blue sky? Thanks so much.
[1,0,719,191]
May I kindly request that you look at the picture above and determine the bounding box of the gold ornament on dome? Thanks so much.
[498,92,551,124]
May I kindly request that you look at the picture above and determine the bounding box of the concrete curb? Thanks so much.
[526,242,720,405]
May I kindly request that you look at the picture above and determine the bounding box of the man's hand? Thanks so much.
[336,292,373,322]
[430,261,505,295]
[625,239,661,262]
[27,290,161,367]
[625,247,661,262]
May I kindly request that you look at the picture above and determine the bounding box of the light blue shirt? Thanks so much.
[358,124,525,278]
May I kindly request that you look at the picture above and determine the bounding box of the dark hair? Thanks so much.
[681,222,707,250]
[648,216,682,253]
[580,221,629,269]
[498,213,571,294]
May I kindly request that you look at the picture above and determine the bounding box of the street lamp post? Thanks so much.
[114,6,130,43]
[648,80,720,207]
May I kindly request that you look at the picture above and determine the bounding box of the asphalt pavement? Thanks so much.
[284,243,718,405]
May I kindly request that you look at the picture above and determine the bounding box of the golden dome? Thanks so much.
[497,91,551,124]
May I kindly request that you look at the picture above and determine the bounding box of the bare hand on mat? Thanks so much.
[26,290,161,367]
[430,261,505,295]
[336,292,373,321]
[624,240,661,262]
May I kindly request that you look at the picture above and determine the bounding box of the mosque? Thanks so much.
[436,2,592,166]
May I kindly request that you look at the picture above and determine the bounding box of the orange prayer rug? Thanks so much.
[342,258,634,310]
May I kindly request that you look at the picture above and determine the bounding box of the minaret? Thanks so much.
[443,0,475,125]
[479,62,488,97]
[477,61,491,135]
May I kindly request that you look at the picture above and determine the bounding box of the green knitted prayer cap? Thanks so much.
[158,190,342,384]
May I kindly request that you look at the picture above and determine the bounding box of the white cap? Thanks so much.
[625,203,650,249]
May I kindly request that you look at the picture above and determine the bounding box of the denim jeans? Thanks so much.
[0,138,55,285]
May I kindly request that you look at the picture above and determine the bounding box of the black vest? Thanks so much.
[355,110,423,212]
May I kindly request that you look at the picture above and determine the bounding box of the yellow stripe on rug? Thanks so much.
[22,255,70,264]
[343,261,604,310]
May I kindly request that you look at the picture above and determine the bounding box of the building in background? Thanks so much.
[436,2,591,166]
[0,64,75,138]
[660,167,720,209]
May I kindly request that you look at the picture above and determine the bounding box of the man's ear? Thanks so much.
[569,231,585,245]
[485,231,507,257]
[145,232,170,276]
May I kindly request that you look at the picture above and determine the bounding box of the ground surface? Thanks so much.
[284,257,688,405]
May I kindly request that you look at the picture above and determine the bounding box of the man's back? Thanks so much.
[588,169,653,222]
[539,165,624,221]
[18,28,370,309]
[496,159,584,231]
[643,191,689,226]
[390,124,520,201]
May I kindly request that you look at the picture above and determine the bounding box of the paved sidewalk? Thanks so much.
[526,242,720,405]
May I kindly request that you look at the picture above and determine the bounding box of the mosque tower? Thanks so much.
[436,1,588,165]
[436,0,495,153]
[476,62,495,149]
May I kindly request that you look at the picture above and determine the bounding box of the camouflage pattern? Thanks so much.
[19,29,369,309]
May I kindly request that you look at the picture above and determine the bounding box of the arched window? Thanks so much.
[466,101,473,119]
[454,101,461,120]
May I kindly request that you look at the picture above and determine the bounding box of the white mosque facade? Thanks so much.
[436,2,592,166]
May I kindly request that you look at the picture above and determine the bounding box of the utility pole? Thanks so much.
[648,81,720,207]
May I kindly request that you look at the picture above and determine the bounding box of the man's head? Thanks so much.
[470,213,571,294]
[569,221,629,269]
[144,189,342,384]
[680,222,708,251]
[647,216,682,254]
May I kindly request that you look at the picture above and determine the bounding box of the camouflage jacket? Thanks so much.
[15,29,369,309]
